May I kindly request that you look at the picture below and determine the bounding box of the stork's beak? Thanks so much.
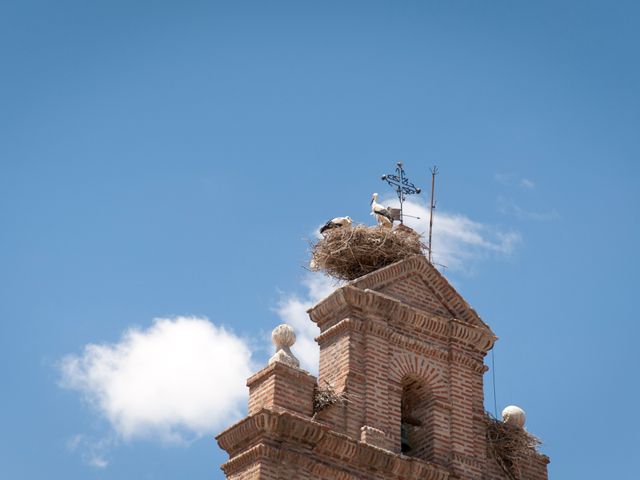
[370,196,374,205]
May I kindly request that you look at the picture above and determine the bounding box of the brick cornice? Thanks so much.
[217,409,451,480]
[246,360,316,387]
[317,316,450,362]
[219,443,270,476]
[450,349,488,374]
[311,286,496,353]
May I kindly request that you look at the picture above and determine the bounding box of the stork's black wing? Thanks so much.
[375,207,394,222]
[320,220,336,234]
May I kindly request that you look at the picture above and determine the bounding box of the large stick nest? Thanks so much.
[310,224,426,281]
[485,413,542,480]
[313,383,347,414]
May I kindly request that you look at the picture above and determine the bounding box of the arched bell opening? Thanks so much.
[400,375,436,461]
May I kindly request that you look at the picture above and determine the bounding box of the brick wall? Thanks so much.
[247,361,316,417]
[217,255,549,480]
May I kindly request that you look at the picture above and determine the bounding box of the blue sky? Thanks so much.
[1,1,639,478]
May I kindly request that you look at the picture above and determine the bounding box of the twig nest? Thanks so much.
[502,405,526,428]
[313,382,347,413]
[310,224,425,281]
[485,412,541,479]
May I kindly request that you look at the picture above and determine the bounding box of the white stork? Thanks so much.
[319,216,353,235]
[370,193,393,228]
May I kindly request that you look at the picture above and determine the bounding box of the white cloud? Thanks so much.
[275,275,339,373]
[60,317,253,444]
[520,178,535,189]
[382,197,521,273]
[498,197,560,221]
[67,434,113,468]
[494,172,515,185]
[495,172,535,189]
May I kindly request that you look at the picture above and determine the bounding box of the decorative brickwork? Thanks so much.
[217,255,549,479]
[247,361,316,417]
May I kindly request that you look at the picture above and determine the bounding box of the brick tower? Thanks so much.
[216,255,549,479]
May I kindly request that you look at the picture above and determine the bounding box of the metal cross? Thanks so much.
[381,162,422,224]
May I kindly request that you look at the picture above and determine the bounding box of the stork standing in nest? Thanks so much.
[370,193,393,228]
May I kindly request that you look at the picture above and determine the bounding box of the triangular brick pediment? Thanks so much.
[350,255,492,332]
[377,271,454,318]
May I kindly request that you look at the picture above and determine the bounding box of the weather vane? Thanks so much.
[381,161,422,224]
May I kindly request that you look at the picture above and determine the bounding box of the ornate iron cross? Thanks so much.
[381,162,422,224]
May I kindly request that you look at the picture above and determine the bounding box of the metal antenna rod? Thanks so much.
[428,166,439,262]
[398,162,405,224]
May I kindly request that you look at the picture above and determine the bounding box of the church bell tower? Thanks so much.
[216,255,549,479]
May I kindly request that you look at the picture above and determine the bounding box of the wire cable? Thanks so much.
[491,347,498,417]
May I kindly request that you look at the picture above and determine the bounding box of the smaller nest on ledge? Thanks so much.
[485,413,542,480]
[313,383,347,414]
[310,224,426,281]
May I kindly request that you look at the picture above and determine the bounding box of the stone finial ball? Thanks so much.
[271,324,296,348]
[502,405,526,428]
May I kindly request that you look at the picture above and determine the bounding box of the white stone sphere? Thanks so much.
[501,405,526,428]
[271,324,296,348]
